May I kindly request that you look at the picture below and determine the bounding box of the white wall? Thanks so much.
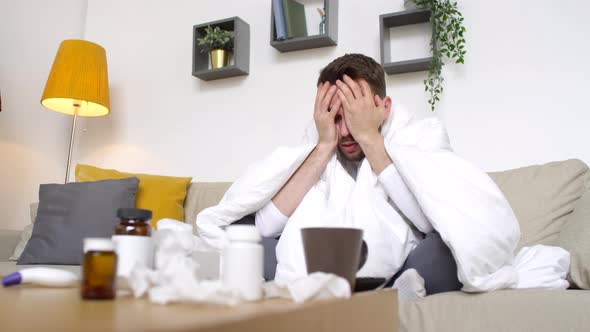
[0,0,87,230]
[2,0,589,230]
[79,0,590,179]
[438,0,590,170]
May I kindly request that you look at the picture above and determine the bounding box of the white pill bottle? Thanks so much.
[222,225,263,301]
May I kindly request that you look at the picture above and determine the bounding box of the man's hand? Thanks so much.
[335,75,393,175]
[271,82,340,217]
[314,82,341,150]
[335,75,386,145]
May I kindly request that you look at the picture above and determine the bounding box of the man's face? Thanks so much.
[329,84,365,161]
[334,110,365,161]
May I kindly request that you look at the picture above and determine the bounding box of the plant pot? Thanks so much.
[404,0,418,10]
[210,49,231,69]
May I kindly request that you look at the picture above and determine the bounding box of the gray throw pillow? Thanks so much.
[17,177,139,265]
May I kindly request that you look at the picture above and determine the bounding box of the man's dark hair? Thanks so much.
[317,53,386,98]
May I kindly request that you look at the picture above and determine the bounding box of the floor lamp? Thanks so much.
[40,40,110,183]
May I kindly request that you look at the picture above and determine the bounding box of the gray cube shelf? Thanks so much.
[270,0,338,53]
[380,8,433,75]
[193,17,250,81]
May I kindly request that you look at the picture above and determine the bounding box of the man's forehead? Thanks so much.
[319,77,368,84]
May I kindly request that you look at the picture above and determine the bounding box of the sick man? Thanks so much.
[254,54,463,300]
[198,53,522,300]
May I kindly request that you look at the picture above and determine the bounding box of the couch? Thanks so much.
[2,159,590,331]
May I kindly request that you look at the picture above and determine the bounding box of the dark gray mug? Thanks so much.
[301,227,368,290]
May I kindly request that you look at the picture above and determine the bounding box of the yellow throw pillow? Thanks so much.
[75,164,192,229]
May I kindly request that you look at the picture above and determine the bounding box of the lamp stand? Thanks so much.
[65,106,79,183]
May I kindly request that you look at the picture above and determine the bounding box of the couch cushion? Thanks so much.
[9,203,38,261]
[557,187,590,289]
[184,182,232,232]
[18,178,139,265]
[76,164,192,228]
[399,289,590,332]
[488,159,588,251]
[0,230,21,262]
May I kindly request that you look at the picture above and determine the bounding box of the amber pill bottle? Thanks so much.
[112,208,154,278]
[114,208,153,236]
[81,238,117,300]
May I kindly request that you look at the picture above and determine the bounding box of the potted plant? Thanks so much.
[197,26,234,69]
[407,0,467,111]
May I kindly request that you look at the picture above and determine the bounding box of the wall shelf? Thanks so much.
[270,0,338,53]
[193,17,250,81]
[379,8,433,75]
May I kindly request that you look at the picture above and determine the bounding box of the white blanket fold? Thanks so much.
[198,145,314,250]
[197,104,569,292]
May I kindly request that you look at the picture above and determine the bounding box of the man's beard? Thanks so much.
[337,144,365,161]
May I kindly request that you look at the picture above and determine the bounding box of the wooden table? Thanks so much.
[0,286,398,332]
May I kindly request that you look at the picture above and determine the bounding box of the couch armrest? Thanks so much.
[0,230,21,261]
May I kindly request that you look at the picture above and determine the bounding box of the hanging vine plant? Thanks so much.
[409,0,467,111]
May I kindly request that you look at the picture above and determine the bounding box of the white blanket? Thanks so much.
[197,104,569,292]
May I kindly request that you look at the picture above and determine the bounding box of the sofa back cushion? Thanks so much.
[184,182,232,229]
[488,159,588,251]
[8,203,38,260]
[556,186,590,289]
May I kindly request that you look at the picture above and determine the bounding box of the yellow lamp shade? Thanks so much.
[41,39,110,117]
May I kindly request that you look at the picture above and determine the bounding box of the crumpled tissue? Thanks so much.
[126,219,351,305]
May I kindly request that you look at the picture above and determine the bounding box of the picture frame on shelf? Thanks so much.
[270,0,338,53]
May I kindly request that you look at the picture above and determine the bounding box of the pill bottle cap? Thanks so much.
[226,225,261,243]
[83,238,115,253]
[117,208,152,221]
